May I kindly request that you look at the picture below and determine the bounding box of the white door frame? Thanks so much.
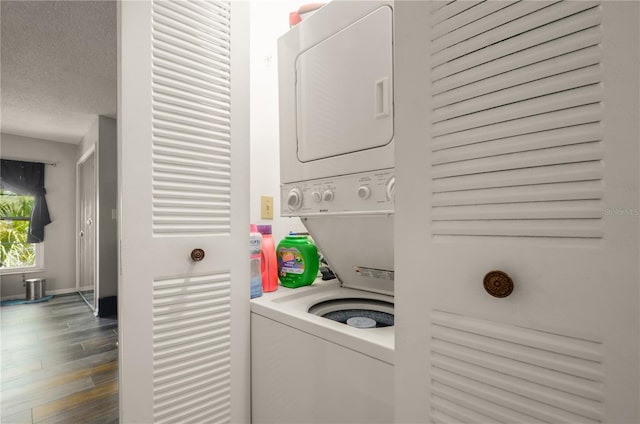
[76,145,98,313]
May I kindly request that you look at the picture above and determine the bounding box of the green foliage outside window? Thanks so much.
[0,191,36,269]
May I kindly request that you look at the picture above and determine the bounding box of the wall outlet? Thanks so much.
[261,196,274,220]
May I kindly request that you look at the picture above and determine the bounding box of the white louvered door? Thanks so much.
[395,1,639,423]
[118,1,249,423]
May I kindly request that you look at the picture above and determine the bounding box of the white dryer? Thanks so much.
[251,2,396,423]
[278,0,395,296]
[278,0,394,184]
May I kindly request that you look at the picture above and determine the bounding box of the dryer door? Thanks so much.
[295,6,393,162]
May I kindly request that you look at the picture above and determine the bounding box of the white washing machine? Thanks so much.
[251,281,394,424]
[251,1,396,423]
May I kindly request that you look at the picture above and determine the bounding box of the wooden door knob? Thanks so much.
[483,270,514,298]
[190,248,205,262]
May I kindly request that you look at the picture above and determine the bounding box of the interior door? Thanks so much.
[77,149,96,311]
[118,1,249,423]
[395,1,639,423]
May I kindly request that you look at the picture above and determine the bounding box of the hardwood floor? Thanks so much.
[1,294,118,423]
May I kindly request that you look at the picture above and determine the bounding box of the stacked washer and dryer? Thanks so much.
[250,2,396,423]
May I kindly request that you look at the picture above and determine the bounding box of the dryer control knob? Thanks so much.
[287,188,303,210]
[386,177,396,201]
[357,185,371,200]
[322,190,334,202]
[312,191,322,203]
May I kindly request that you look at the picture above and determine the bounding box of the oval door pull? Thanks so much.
[483,270,514,298]
[190,248,205,262]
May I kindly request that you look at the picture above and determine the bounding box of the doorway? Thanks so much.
[77,148,97,312]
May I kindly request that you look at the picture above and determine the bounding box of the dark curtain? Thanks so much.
[0,159,52,243]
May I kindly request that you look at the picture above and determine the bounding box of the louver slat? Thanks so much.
[152,1,231,237]
[433,104,603,151]
[431,123,602,164]
[432,84,602,136]
[430,310,605,424]
[430,0,604,240]
[431,1,518,43]
[432,1,599,67]
[153,272,232,424]
[432,65,602,123]
[432,0,482,25]
[432,143,603,180]
[432,27,602,95]
[432,7,602,80]
[432,161,603,193]
[432,47,602,108]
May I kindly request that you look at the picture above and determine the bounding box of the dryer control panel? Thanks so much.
[281,169,395,216]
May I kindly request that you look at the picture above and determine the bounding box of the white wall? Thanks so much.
[0,133,77,298]
[78,117,99,160]
[250,0,306,243]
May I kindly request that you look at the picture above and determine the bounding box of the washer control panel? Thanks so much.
[281,169,395,216]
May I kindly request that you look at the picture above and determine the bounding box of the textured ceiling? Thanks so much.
[1,1,116,144]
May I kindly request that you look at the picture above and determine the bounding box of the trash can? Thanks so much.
[25,278,46,300]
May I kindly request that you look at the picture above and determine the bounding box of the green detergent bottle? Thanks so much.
[277,235,319,288]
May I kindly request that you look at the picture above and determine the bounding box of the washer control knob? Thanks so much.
[287,188,303,210]
[312,191,322,203]
[357,185,371,200]
[322,190,334,202]
[386,177,396,201]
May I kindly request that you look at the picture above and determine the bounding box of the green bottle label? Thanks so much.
[278,247,305,275]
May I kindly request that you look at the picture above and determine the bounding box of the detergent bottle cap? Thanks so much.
[257,224,272,235]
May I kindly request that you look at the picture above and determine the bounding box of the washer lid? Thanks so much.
[295,5,393,162]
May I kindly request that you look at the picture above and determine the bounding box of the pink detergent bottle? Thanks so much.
[257,225,278,292]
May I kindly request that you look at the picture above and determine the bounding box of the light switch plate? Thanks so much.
[261,196,274,220]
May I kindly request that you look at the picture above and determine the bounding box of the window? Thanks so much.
[0,190,43,272]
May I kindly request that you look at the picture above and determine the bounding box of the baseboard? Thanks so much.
[98,296,117,318]
[0,287,78,301]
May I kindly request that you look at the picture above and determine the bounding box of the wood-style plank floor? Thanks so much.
[1,294,118,423]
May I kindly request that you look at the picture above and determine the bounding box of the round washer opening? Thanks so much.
[308,298,394,328]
